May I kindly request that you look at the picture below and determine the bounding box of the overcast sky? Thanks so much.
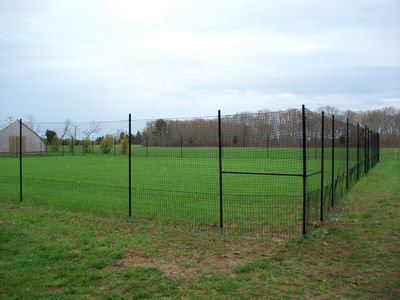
[1,0,399,122]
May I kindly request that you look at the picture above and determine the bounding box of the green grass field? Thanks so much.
[0,148,398,299]
[0,146,363,236]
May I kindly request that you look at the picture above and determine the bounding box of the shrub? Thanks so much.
[51,135,60,152]
[83,139,91,153]
[68,139,75,153]
[100,134,113,154]
[121,136,128,154]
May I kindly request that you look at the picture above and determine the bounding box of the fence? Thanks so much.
[0,105,380,237]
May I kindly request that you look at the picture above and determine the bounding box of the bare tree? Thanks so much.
[60,119,72,140]
[70,125,78,140]
[316,106,341,116]
[68,123,79,153]
[83,121,101,140]
[315,106,400,147]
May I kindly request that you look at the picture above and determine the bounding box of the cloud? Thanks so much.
[0,0,399,122]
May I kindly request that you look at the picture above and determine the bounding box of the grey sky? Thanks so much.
[1,0,399,121]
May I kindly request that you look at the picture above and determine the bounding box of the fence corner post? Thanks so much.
[364,126,368,174]
[218,110,224,235]
[302,105,307,236]
[19,119,23,203]
[346,118,349,190]
[331,115,335,208]
[356,123,360,180]
[320,111,324,222]
[128,114,132,223]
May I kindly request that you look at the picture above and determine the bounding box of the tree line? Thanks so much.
[3,106,398,151]
[140,107,399,147]
[316,106,400,147]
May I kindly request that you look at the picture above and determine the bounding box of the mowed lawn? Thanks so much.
[0,148,398,299]
[0,146,356,235]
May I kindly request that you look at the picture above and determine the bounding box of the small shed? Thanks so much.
[0,120,45,154]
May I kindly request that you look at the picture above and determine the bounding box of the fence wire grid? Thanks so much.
[0,106,380,238]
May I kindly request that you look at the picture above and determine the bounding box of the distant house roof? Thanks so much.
[0,120,43,140]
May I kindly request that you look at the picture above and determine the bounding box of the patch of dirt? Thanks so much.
[5,206,23,212]
[112,234,283,281]
[115,250,197,279]
[68,248,81,253]
[47,286,64,292]
[308,220,323,228]
[113,246,249,280]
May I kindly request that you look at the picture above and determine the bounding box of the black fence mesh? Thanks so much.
[333,118,347,204]
[131,116,219,229]
[305,109,322,229]
[20,120,129,217]
[348,122,358,187]
[0,106,380,238]
[221,110,303,236]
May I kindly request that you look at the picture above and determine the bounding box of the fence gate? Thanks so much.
[219,110,304,237]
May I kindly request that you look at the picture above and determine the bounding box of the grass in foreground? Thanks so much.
[0,149,399,299]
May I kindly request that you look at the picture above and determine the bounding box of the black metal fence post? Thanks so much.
[320,111,325,222]
[128,114,132,223]
[218,110,224,234]
[374,132,376,166]
[372,131,374,165]
[356,123,360,180]
[371,131,373,167]
[371,131,373,166]
[302,105,307,236]
[374,132,378,164]
[368,129,370,170]
[374,133,376,162]
[371,132,374,167]
[368,128,370,171]
[331,115,335,208]
[373,132,375,164]
[369,130,372,169]
[367,128,370,173]
[364,126,367,175]
[19,119,23,202]
[366,128,369,172]
[346,118,349,190]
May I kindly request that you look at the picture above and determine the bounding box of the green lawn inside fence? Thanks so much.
[0,146,364,235]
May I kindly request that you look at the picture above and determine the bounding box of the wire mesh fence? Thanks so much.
[0,106,380,238]
[221,110,303,236]
[131,116,219,229]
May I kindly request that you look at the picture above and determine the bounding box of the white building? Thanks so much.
[0,120,45,154]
